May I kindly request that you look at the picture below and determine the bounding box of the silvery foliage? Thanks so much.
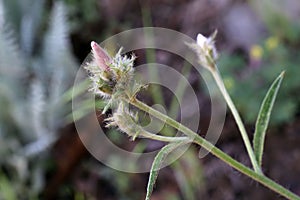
[0,0,77,197]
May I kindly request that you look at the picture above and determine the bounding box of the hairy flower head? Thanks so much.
[188,30,218,71]
[105,101,141,140]
[85,41,138,112]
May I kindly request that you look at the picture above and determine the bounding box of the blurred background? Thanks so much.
[1,0,300,199]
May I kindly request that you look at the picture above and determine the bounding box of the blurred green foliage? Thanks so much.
[219,15,300,124]
[251,0,300,44]
[0,0,77,198]
[217,0,300,125]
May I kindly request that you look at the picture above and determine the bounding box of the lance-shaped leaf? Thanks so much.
[253,71,285,167]
[145,140,191,200]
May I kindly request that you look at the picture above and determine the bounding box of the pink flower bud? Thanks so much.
[91,41,111,71]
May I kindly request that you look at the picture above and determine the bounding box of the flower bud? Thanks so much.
[188,31,218,71]
[197,31,218,60]
[91,41,111,71]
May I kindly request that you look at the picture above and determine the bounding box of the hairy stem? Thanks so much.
[211,67,262,174]
[128,98,300,200]
[139,129,190,143]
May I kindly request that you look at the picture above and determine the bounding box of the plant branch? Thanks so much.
[210,67,262,174]
[138,129,190,143]
[128,97,300,200]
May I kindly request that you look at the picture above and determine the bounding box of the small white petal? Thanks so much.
[196,33,207,47]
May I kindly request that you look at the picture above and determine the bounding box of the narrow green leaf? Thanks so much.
[145,140,190,200]
[253,71,285,167]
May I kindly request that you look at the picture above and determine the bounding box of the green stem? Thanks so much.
[139,129,190,143]
[128,98,300,200]
[211,67,262,174]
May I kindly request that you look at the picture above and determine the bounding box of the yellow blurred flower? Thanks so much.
[265,36,279,50]
[250,45,263,60]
